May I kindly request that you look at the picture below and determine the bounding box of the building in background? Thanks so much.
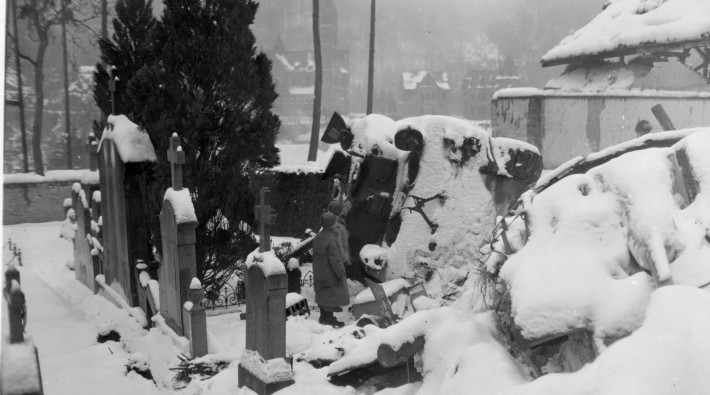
[266,0,349,141]
[492,0,710,168]
[399,71,451,117]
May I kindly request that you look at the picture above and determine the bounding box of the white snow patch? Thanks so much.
[163,187,198,225]
[98,114,157,163]
[353,279,409,305]
[246,248,286,276]
[239,349,294,383]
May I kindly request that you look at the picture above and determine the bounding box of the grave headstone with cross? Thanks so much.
[238,187,293,395]
[254,188,277,252]
[158,133,205,357]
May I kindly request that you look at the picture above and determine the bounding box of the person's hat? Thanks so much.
[328,200,344,216]
[321,212,337,228]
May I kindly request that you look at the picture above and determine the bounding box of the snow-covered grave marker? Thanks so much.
[2,264,44,395]
[238,187,294,394]
[158,133,207,358]
[97,115,155,307]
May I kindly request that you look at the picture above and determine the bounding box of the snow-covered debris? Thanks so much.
[499,127,710,346]
[239,349,293,383]
[490,137,540,178]
[346,113,401,160]
[246,249,286,276]
[98,115,157,163]
[383,115,496,298]
[503,286,710,394]
[359,244,389,270]
[500,173,655,342]
[589,148,682,284]
[286,293,306,309]
[163,188,197,225]
[542,0,710,65]
[353,278,410,305]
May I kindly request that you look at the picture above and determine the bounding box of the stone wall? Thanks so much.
[493,91,710,168]
[3,181,76,225]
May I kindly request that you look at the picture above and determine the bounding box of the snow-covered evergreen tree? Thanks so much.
[124,0,281,291]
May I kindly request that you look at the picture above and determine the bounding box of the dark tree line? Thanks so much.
[93,0,281,291]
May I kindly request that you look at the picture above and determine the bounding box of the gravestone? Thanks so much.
[238,188,293,395]
[98,115,156,306]
[159,133,198,336]
[2,264,44,395]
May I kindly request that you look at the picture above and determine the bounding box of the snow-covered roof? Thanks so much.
[402,71,450,90]
[98,115,157,163]
[541,0,710,67]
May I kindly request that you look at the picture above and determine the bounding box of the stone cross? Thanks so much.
[168,133,185,191]
[254,187,276,252]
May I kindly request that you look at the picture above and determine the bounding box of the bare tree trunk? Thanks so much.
[366,0,376,115]
[32,35,48,176]
[11,0,29,172]
[308,0,322,162]
[62,0,72,169]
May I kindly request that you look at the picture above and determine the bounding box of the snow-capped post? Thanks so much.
[254,187,277,252]
[238,248,294,394]
[72,182,96,291]
[5,263,20,295]
[182,278,208,358]
[8,279,26,344]
[88,132,99,172]
[90,191,103,292]
[168,133,185,191]
[159,132,199,339]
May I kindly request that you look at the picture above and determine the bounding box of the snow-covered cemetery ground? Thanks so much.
[4,124,710,395]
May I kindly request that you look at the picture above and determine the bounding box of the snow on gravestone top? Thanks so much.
[542,0,710,64]
[163,188,197,225]
[190,278,202,290]
[98,114,157,163]
[245,248,286,277]
[353,278,409,304]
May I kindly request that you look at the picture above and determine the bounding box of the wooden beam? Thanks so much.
[541,38,710,68]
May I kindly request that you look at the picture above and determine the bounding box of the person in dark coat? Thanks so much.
[328,200,351,266]
[313,212,349,327]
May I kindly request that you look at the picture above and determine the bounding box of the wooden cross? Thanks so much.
[254,187,276,252]
[168,133,185,191]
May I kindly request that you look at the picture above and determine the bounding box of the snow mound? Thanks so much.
[500,127,710,343]
[503,286,710,394]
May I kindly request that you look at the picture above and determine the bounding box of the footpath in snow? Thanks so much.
[2,222,163,394]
